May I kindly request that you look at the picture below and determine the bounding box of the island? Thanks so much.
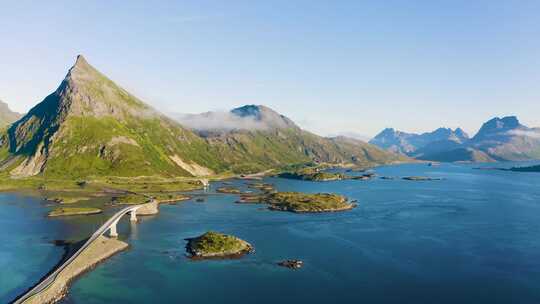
[402,176,443,181]
[265,192,356,213]
[278,167,350,181]
[48,207,103,217]
[216,187,242,194]
[185,231,254,259]
[277,166,380,182]
[236,193,266,204]
[278,259,304,269]
[247,182,276,193]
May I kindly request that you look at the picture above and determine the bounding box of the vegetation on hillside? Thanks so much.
[0,56,409,195]
[186,231,253,258]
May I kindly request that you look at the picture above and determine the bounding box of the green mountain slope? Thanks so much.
[0,55,226,179]
[178,105,409,173]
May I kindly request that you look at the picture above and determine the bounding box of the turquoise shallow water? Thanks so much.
[2,163,540,303]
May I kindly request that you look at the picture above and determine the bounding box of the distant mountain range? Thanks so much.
[369,127,469,156]
[0,100,21,128]
[370,116,540,162]
[0,55,406,180]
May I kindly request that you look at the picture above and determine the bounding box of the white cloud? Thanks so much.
[507,129,540,139]
[172,111,270,131]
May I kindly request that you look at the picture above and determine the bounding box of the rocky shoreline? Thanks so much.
[265,192,356,213]
[47,207,103,217]
[22,236,128,304]
[268,203,357,213]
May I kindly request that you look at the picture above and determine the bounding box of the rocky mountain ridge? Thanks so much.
[370,116,540,162]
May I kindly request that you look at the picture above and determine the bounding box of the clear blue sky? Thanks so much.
[1,0,539,137]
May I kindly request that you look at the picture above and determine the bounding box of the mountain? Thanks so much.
[424,116,540,162]
[174,105,297,135]
[466,116,540,161]
[0,100,22,128]
[369,127,469,156]
[0,55,226,179]
[176,105,409,173]
[372,116,540,162]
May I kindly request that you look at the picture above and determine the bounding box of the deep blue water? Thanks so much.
[2,163,540,303]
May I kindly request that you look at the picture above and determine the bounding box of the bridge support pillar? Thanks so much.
[109,223,118,238]
[200,179,209,189]
[130,210,137,222]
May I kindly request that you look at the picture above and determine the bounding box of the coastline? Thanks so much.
[14,201,161,304]
[21,236,128,304]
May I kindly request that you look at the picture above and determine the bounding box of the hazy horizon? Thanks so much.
[1,1,539,137]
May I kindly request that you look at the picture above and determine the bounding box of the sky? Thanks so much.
[0,0,539,138]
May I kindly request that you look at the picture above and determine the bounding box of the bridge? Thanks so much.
[199,178,209,188]
[13,202,151,304]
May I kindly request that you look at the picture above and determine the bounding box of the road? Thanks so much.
[13,204,145,304]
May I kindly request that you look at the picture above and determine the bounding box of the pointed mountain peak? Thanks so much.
[75,54,89,67]
[50,54,152,118]
[453,127,469,140]
[381,128,396,134]
[63,54,103,85]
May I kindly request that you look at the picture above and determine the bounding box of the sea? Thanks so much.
[1,162,540,304]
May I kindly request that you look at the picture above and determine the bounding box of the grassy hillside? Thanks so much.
[0,55,226,180]
[202,129,409,173]
[0,56,409,191]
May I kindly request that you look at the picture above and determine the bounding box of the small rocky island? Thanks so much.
[278,259,304,269]
[279,167,349,181]
[278,166,378,182]
[216,187,242,194]
[48,207,103,217]
[402,176,443,181]
[186,231,253,259]
[266,192,356,213]
[247,182,276,193]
